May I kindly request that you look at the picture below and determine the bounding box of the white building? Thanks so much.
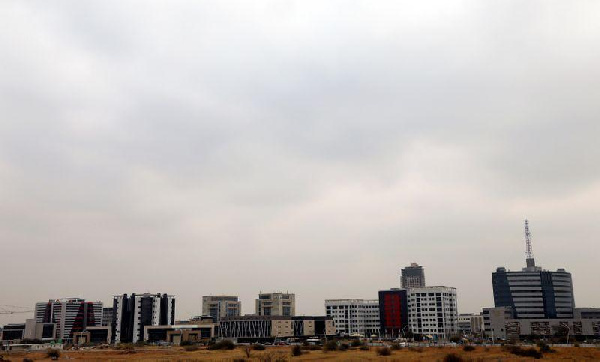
[325,299,380,337]
[408,287,458,340]
[34,298,103,341]
[114,293,175,343]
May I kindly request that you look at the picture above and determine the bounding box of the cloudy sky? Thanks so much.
[1,0,599,324]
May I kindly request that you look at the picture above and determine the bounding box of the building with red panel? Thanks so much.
[378,289,408,338]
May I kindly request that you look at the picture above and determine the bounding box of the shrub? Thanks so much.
[574,342,580,347]
[503,345,543,359]
[359,345,370,351]
[47,349,61,360]
[376,347,391,356]
[449,335,461,343]
[323,340,338,352]
[537,341,555,353]
[184,344,199,352]
[463,345,476,352]
[408,346,423,353]
[443,353,464,362]
[207,340,235,350]
[350,339,362,347]
[390,343,402,350]
[339,343,349,351]
[291,345,302,356]
[253,344,266,350]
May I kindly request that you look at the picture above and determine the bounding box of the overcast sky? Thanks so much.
[1,0,599,325]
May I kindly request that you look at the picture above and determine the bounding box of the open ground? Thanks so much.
[3,346,600,361]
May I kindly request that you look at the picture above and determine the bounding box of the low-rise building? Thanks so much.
[219,315,335,342]
[73,326,111,345]
[325,299,380,337]
[483,306,600,340]
[0,324,26,342]
[144,323,218,344]
[458,313,484,336]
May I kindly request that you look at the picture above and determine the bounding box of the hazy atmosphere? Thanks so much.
[1,1,599,325]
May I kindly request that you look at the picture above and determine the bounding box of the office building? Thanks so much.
[378,289,409,338]
[325,299,380,337]
[35,298,103,341]
[219,315,335,342]
[101,307,114,327]
[73,326,112,345]
[202,296,241,322]
[483,306,600,340]
[408,286,458,340]
[113,293,175,343]
[255,292,295,317]
[492,221,575,319]
[401,263,426,289]
[1,324,26,341]
[144,320,218,344]
[458,313,484,336]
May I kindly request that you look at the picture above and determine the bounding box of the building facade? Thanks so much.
[34,298,103,341]
[378,289,409,338]
[483,306,600,340]
[401,263,426,289]
[458,313,484,336]
[202,296,241,322]
[255,292,295,317]
[101,307,114,327]
[408,287,458,340]
[219,315,335,341]
[325,299,380,337]
[492,266,575,319]
[113,293,175,343]
[492,221,575,319]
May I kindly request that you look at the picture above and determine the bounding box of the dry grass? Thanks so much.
[2,345,600,361]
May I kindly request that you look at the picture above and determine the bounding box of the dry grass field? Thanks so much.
[3,345,600,361]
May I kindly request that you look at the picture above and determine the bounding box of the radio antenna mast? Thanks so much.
[525,219,535,268]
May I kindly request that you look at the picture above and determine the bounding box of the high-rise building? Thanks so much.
[34,298,103,341]
[378,289,409,338]
[408,286,458,339]
[401,263,426,288]
[255,292,295,317]
[492,221,575,319]
[325,299,380,337]
[202,296,241,322]
[113,293,175,343]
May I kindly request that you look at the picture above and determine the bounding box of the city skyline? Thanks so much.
[1,1,599,327]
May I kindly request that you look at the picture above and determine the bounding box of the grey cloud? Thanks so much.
[1,0,599,324]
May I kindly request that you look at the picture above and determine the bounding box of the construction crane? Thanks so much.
[0,305,34,315]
